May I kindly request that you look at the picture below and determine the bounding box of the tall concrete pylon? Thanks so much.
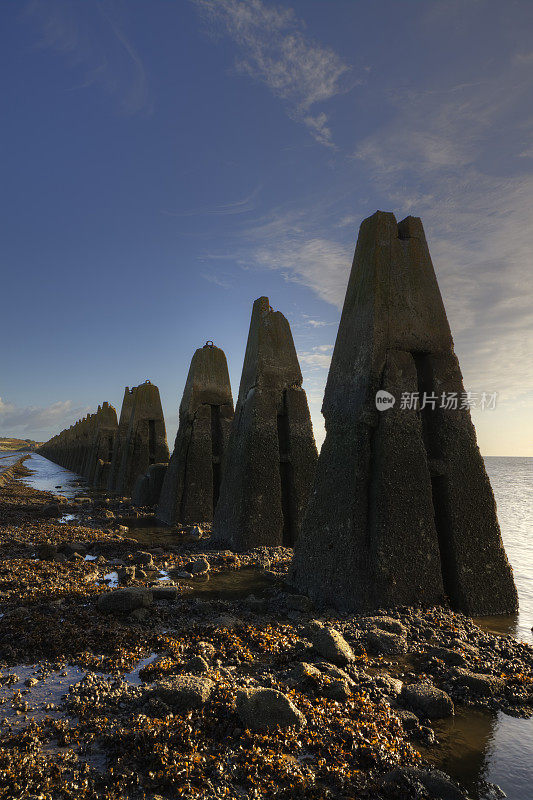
[115,381,169,495]
[213,297,318,551]
[107,387,137,493]
[85,402,118,488]
[291,211,518,616]
[157,342,234,525]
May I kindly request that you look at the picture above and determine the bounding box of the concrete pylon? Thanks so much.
[213,297,318,550]
[291,211,518,616]
[107,387,137,493]
[115,381,169,496]
[156,342,234,525]
[85,402,118,487]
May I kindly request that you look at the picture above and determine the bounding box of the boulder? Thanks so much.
[236,687,306,732]
[185,558,210,575]
[401,682,454,719]
[151,675,213,710]
[360,616,407,636]
[97,588,153,614]
[36,543,57,560]
[382,767,468,800]
[452,669,505,696]
[151,586,179,601]
[132,551,154,568]
[366,628,407,655]
[307,621,355,665]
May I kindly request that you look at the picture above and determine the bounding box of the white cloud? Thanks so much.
[299,345,333,369]
[201,272,231,289]
[24,0,150,114]
[351,59,533,406]
[0,398,90,439]
[193,0,352,146]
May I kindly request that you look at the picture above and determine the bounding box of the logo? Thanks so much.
[375,390,396,411]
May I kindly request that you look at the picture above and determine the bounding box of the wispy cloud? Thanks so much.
[193,0,352,146]
[352,54,533,405]
[201,272,231,289]
[163,185,262,218]
[302,315,333,328]
[0,398,90,438]
[24,0,150,114]
[299,344,333,369]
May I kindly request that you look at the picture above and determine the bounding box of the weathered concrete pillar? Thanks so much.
[156,342,234,525]
[85,402,118,487]
[213,297,317,551]
[115,381,169,496]
[107,387,137,493]
[291,211,518,616]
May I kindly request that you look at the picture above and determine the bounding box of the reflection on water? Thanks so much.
[483,457,533,643]
[183,567,276,599]
[22,453,88,499]
[420,708,533,800]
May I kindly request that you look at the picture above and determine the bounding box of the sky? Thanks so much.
[1,0,532,456]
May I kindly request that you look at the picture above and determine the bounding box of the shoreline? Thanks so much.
[0,465,531,799]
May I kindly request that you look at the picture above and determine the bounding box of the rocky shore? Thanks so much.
[0,463,531,800]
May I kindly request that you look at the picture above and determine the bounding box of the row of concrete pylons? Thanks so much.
[38,211,519,617]
[39,294,319,551]
[39,382,170,496]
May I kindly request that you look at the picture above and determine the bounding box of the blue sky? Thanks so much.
[1,0,532,455]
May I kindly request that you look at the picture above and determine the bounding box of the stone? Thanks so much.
[366,628,407,655]
[359,616,407,636]
[314,661,355,685]
[185,557,210,575]
[383,767,468,800]
[151,675,213,710]
[375,674,404,697]
[157,343,234,526]
[291,211,518,616]
[452,668,505,696]
[132,551,154,567]
[115,381,170,496]
[322,677,352,701]
[427,646,467,667]
[290,662,322,683]
[151,586,179,601]
[36,543,57,560]
[236,687,306,732]
[307,621,355,665]
[213,297,318,550]
[97,588,153,614]
[400,682,454,719]
[184,656,210,674]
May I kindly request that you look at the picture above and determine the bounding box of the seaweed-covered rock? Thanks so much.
[236,687,306,732]
[97,588,153,614]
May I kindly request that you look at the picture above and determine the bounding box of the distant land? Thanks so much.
[0,437,42,451]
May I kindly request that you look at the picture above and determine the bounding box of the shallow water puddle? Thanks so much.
[0,664,86,730]
[417,705,533,800]
[183,567,278,599]
[0,652,160,731]
[123,653,158,685]
[102,571,119,588]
